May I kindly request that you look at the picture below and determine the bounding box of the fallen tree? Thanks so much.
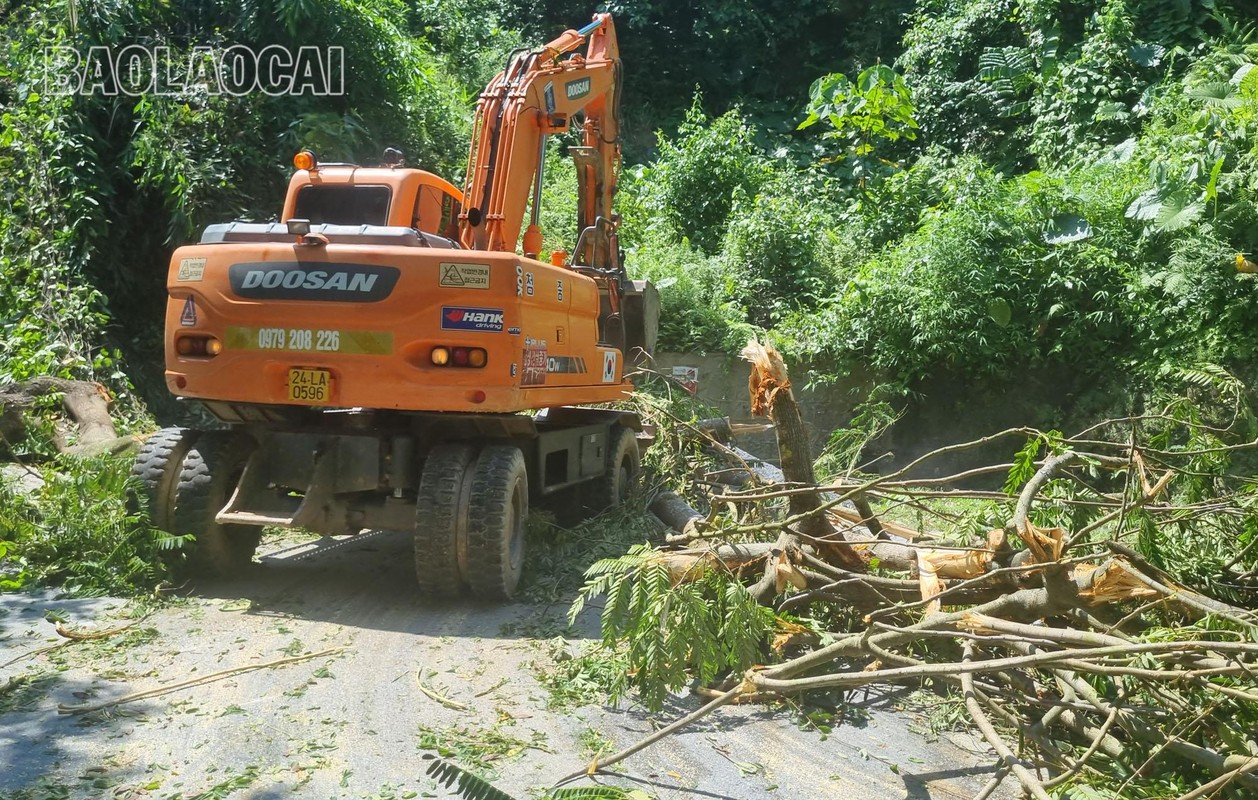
[563,343,1258,798]
[0,377,134,457]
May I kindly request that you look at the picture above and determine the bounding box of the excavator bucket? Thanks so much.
[621,279,659,369]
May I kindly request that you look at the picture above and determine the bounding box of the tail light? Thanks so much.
[430,346,487,368]
[176,336,222,357]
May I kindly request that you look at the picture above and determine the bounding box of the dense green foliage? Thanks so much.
[624,0,1258,411]
[0,0,491,407]
[498,0,914,154]
[0,455,181,595]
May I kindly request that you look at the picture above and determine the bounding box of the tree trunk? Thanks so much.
[0,378,123,456]
[741,340,864,571]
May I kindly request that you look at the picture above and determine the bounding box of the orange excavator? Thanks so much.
[132,13,657,599]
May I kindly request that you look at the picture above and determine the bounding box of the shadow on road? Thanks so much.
[189,528,574,640]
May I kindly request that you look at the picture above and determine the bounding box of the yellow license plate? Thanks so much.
[287,368,332,403]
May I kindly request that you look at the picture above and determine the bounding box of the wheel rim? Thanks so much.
[507,482,525,572]
[617,464,630,503]
[454,457,478,584]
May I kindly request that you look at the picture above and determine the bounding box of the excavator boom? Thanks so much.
[460,14,620,259]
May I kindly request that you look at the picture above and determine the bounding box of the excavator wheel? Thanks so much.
[131,427,198,531]
[582,426,640,515]
[413,443,478,598]
[464,445,528,600]
[171,431,262,576]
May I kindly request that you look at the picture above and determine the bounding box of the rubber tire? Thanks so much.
[171,431,262,576]
[130,427,198,531]
[413,443,478,598]
[464,445,528,600]
[582,426,640,515]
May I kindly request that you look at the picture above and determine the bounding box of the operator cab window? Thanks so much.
[294,185,391,225]
[412,185,462,240]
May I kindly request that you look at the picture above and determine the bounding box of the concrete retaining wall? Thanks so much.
[651,352,1117,484]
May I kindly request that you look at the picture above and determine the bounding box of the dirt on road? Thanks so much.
[1,527,1012,800]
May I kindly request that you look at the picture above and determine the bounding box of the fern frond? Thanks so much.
[422,755,517,800]
[1004,436,1042,496]
[153,532,190,552]
[601,564,637,637]
[978,46,1033,86]
[1176,363,1243,396]
[548,788,643,799]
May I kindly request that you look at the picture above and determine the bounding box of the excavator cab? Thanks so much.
[291,183,391,226]
[279,150,464,241]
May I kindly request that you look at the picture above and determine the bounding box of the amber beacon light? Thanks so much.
[292,150,318,171]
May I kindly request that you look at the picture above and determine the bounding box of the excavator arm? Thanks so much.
[459,14,621,263]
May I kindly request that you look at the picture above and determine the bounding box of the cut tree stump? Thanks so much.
[741,340,865,572]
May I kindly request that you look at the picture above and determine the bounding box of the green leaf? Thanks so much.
[1004,436,1042,496]
[1187,82,1242,108]
[987,298,1012,327]
[1100,138,1137,164]
[1094,101,1129,121]
[1128,43,1165,67]
[1125,189,1163,222]
[1154,195,1205,232]
[1204,157,1225,204]
[796,112,820,131]
[1043,214,1092,245]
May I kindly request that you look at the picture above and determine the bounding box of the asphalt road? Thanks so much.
[1,529,1013,799]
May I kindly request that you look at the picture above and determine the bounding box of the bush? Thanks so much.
[0,455,183,595]
[641,101,775,255]
[780,158,1145,385]
[719,173,842,327]
[625,230,757,354]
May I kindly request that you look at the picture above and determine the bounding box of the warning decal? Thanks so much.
[180,296,197,327]
[439,262,491,290]
[177,257,206,282]
[521,339,547,386]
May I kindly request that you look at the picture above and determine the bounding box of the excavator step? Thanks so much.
[215,509,297,527]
